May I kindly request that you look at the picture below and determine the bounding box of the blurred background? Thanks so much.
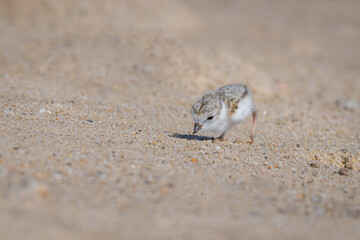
[1,0,359,100]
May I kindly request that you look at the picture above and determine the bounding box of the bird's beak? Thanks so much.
[193,123,202,134]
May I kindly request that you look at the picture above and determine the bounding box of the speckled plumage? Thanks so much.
[191,84,257,142]
[217,84,249,115]
[192,92,220,115]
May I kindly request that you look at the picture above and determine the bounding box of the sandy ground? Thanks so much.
[1,0,360,239]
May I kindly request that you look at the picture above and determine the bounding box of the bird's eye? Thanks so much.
[207,116,214,120]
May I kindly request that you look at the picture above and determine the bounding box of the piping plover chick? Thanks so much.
[191,84,257,143]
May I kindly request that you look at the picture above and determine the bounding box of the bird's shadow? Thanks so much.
[170,132,213,141]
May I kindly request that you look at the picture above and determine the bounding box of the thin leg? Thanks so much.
[212,131,227,142]
[249,108,258,144]
[233,109,258,144]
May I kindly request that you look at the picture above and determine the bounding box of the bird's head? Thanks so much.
[191,93,221,134]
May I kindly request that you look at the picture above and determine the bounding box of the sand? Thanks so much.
[1,0,360,239]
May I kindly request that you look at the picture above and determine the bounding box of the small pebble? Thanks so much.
[339,148,348,153]
[344,100,358,111]
[39,108,51,114]
[338,168,350,176]
[309,163,319,168]
[191,158,199,163]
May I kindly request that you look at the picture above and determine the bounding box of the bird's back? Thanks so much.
[215,84,249,102]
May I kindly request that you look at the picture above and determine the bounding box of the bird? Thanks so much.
[191,84,257,143]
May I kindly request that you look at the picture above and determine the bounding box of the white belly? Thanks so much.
[231,95,253,124]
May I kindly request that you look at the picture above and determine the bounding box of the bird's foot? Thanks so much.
[212,136,225,142]
[233,136,254,144]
